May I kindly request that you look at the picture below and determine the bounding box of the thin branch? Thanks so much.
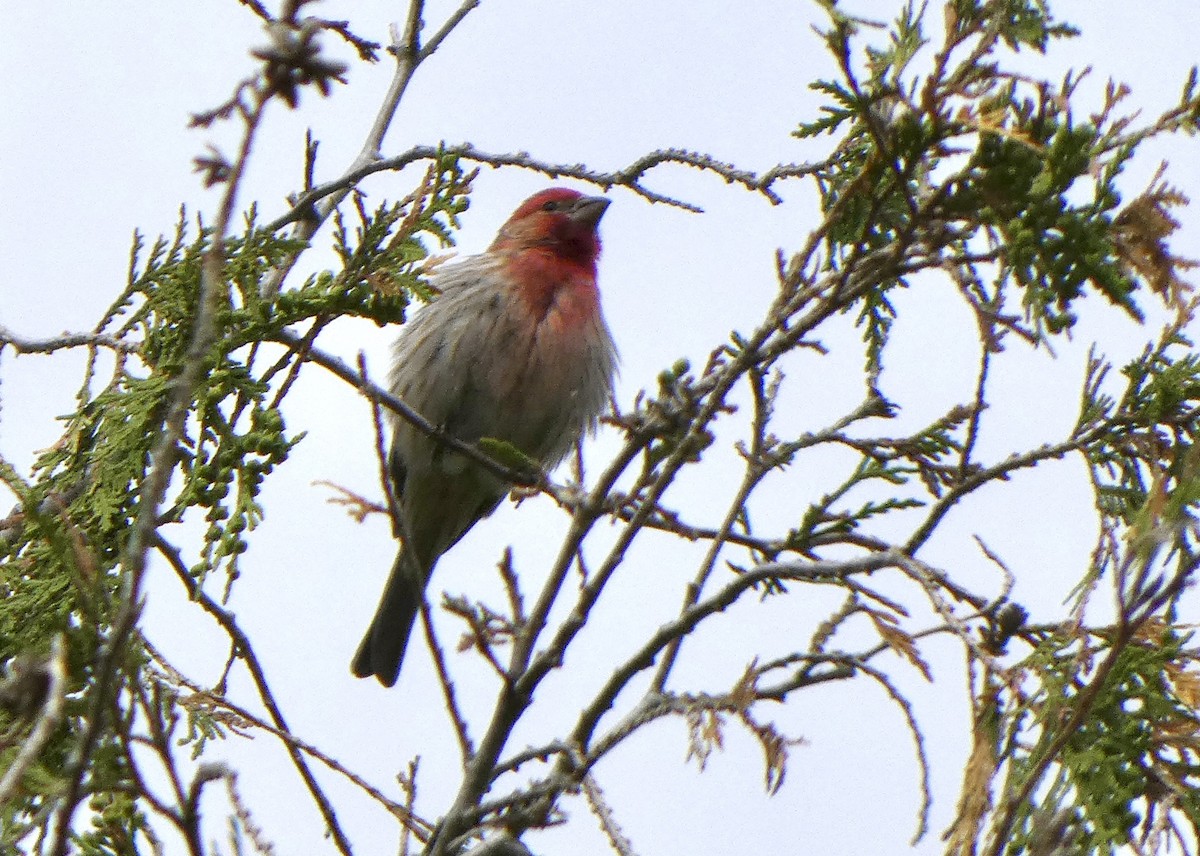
[903,433,1102,556]
[420,598,476,764]
[151,535,359,852]
[264,143,833,234]
[582,773,641,856]
[493,742,571,779]
[0,326,141,356]
[854,659,932,845]
[652,364,781,693]
[46,85,273,856]
[424,437,647,856]
[274,330,538,487]
[571,551,905,751]
[259,0,486,296]
[419,1,481,61]
[143,639,426,836]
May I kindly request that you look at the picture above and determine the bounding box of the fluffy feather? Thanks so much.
[352,189,617,687]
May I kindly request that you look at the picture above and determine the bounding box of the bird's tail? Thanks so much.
[352,549,424,687]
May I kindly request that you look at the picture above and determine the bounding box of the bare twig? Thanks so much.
[274,329,538,487]
[0,325,141,356]
[572,551,906,752]
[151,535,358,852]
[264,143,833,234]
[46,83,275,856]
[144,638,426,836]
[421,598,476,764]
[582,773,641,856]
[260,0,486,297]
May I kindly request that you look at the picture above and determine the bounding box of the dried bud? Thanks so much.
[252,20,348,109]
[981,602,1029,655]
[193,145,232,187]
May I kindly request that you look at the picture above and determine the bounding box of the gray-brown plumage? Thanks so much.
[352,188,617,687]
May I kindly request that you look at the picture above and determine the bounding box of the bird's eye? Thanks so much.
[542,199,562,211]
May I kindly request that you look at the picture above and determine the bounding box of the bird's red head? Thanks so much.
[490,188,610,267]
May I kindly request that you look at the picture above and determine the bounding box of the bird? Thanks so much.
[352,187,618,687]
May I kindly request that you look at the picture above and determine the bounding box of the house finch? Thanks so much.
[352,188,618,687]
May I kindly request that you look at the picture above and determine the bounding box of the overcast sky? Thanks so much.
[3,2,1199,854]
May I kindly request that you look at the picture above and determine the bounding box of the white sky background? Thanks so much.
[2,2,1200,854]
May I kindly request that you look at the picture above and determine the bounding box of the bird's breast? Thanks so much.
[503,251,601,336]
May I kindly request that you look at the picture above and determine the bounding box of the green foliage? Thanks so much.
[797,0,1195,367]
[1000,623,1200,855]
[0,159,474,842]
[948,0,1079,51]
[474,439,542,483]
[955,119,1142,334]
[788,404,967,551]
[3,1,1200,853]
[1081,325,1200,526]
[74,759,147,855]
[789,8,1200,850]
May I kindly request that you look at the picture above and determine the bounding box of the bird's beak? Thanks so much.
[569,196,610,229]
